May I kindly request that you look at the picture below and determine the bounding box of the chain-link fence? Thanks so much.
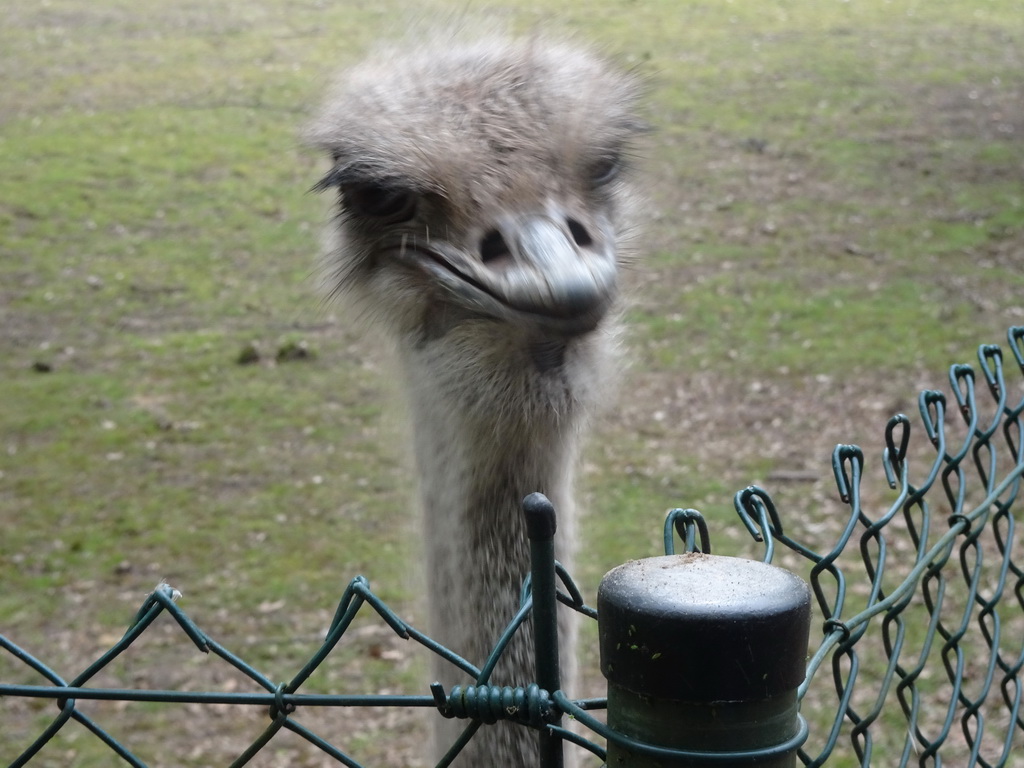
[2,325,1023,767]
[729,324,1024,767]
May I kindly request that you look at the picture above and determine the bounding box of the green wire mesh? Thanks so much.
[728,325,1024,766]
[2,325,1022,766]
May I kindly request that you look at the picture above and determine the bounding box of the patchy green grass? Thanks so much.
[1,0,1022,765]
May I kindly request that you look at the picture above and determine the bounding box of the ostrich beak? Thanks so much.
[488,213,617,334]
[409,213,618,335]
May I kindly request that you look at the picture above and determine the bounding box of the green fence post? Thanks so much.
[523,493,564,768]
[598,553,810,766]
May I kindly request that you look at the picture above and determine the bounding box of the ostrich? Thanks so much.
[306,31,644,765]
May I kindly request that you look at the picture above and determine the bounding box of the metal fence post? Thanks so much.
[523,493,564,768]
[598,553,810,766]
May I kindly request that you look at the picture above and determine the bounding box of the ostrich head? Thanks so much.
[306,35,645,356]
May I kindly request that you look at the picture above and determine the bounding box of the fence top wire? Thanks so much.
[2,325,1023,767]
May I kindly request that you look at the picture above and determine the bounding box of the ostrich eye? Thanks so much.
[589,155,622,187]
[344,183,417,223]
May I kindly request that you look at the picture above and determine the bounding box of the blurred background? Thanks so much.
[2,1,1021,765]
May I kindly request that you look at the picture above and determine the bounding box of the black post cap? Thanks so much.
[598,553,810,702]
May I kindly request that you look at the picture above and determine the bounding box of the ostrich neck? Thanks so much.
[411,398,577,545]
[396,328,604,647]
[397,327,607,764]
[400,332,596,550]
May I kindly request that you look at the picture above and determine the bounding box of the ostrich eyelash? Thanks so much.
[310,160,411,195]
[312,164,420,226]
[310,165,349,194]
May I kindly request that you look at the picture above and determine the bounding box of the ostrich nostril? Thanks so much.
[567,218,593,248]
[480,229,513,265]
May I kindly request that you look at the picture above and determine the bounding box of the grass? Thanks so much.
[2,0,1022,765]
